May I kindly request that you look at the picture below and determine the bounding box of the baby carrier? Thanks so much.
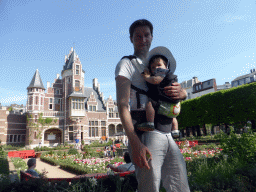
[121,55,181,119]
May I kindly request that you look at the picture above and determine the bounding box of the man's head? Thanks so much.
[123,152,131,163]
[148,55,168,74]
[27,158,36,168]
[129,19,153,55]
[129,19,153,38]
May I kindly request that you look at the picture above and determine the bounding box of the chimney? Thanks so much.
[250,69,252,73]
[56,74,60,79]
[47,81,51,89]
[93,78,98,90]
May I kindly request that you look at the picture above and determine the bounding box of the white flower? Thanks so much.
[120,177,125,182]
[88,177,97,187]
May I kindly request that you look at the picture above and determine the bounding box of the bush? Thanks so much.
[219,129,256,163]
[68,148,79,155]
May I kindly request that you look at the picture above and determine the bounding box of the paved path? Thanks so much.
[24,158,77,178]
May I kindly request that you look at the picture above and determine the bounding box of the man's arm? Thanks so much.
[107,164,121,172]
[116,75,152,169]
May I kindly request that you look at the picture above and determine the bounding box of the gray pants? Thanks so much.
[129,130,190,192]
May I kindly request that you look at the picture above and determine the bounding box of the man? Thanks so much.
[26,158,40,178]
[106,152,135,172]
[115,19,190,192]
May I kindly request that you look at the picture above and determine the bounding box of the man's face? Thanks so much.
[130,26,153,54]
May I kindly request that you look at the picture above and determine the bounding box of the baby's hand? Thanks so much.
[141,68,151,79]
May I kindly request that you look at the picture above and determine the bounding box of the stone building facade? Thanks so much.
[1,47,123,148]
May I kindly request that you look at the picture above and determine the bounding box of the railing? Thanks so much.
[43,111,64,117]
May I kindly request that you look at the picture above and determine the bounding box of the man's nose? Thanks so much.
[142,36,146,42]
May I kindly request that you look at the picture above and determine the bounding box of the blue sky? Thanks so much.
[0,0,255,106]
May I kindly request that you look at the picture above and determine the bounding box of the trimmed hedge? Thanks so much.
[177,82,256,130]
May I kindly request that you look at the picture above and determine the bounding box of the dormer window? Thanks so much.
[109,108,114,118]
[76,65,79,75]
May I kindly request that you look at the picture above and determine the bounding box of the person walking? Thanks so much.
[115,19,190,192]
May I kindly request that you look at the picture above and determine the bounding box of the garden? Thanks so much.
[1,83,256,191]
[1,127,256,191]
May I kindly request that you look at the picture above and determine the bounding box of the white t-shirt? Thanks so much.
[115,57,148,111]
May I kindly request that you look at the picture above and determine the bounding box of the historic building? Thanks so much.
[0,47,123,148]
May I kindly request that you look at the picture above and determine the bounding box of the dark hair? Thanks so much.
[129,19,153,38]
[123,152,131,163]
[27,158,36,168]
[148,55,168,73]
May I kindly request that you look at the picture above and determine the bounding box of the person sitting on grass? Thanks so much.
[25,158,39,178]
[106,152,135,172]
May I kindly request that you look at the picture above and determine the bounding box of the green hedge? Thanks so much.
[177,82,256,129]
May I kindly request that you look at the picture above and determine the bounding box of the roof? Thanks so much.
[232,71,256,82]
[62,48,85,73]
[84,87,106,111]
[63,49,77,70]
[27,69,45,90]
[68,92,87,98]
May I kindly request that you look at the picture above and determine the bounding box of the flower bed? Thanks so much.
[41,151,125,175]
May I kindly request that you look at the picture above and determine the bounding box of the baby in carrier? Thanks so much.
[137,46,181,138]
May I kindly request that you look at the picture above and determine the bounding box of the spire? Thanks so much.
[27,69,45,90]
[63,47,78,71]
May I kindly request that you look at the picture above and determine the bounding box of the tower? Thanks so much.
[26,69,45,147]
[61,47,87,143]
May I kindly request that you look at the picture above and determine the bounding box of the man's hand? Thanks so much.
[163,82,187,100]
[131,139,152,169]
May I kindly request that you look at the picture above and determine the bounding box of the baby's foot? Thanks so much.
[171,130,180,138]
[137,122,155,131]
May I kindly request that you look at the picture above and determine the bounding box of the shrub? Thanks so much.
[219,129,256,163]
[68,148,79,155]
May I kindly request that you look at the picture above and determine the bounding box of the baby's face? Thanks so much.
[150,58,167,74]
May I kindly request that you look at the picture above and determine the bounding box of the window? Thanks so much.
[56,89,60,95]
[109,108,114,118]
[72,98,84,110]
[101,121,106,126]
[116,113,119,118]
[89,106,92,111]
[76,65,79,75]
[14,135,17,142]
[69,126,74,141]
[207,81,210,85]
[29,96,33,105]
[101,127,106,136]
[68,77,71,83]
[69,132,73,141]
[10,135,13,142]
[93,106,96,111]
[35,115,37,122]
[75,80,80,89]
[199,85,201,89]
[49,98,53,109]
[89,121,99,137]
[35,96,38,105]
[36,88,38,92]
[250,77,254,82]
[41,98,43,105]
[18,135,21,142]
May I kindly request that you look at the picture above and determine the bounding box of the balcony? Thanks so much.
[43,111,64,117]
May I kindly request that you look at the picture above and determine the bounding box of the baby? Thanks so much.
[137,47,180,138]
